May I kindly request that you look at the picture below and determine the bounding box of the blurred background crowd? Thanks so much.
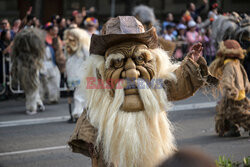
[0,0,249,98]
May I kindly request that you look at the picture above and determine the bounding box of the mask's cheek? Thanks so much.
[136,66,151,81]
[70,40,77,47]
[144,63,156,79]
[104,68,123,96]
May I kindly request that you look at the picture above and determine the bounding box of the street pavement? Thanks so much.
[0,90,249,167]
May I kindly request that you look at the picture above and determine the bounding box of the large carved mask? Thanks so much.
[103,41,156,112]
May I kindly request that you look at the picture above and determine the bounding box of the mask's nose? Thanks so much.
[121,58,140,79]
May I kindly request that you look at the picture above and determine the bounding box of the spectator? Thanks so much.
[186,20,202,50]
[24,15,36,28]
[162,13,174,32]
[196,15,212,30]
[0,30,12,55]
[208,3,219,21]
[45,22,58,45]
[34,18,41,28]
[0,30,11,50]
[0,19,11,31]
[0,19,15,40]
[163,24,175,41]
[0,30,12,94]
[71,10,84,27]
[177,24,187,41]
[175,24,187,60]
[57,17,67,40]
[12,19,21,33]
[203,28,216,65]
[84,17,100,36]
[182,0,208,23]
[66,18,72,27]
[51,15,60,27]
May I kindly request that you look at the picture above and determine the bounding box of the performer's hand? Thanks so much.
[188,42,203,62]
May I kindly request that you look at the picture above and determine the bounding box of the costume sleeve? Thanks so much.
[68,110,97,157]
[221,63,238,99]
[163,56,209,101]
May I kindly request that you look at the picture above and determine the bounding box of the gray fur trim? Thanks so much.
[132,5,161,33]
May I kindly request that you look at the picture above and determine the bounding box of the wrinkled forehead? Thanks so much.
[65,32,77,39]
[105,42,148,59]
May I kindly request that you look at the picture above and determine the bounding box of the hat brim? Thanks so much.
[89,27,158,55]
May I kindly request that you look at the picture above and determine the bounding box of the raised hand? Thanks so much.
[188,42,203,62]
[26,6,32,15]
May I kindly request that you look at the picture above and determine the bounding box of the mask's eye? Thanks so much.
[112,59,124,68]
[135,55,145,65]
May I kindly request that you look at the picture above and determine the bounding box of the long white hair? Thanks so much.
[79,48,179,167]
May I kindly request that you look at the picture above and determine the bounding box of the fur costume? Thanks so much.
[209,40,250,137]
[68,16,213,167]
[64,28,90,118]
[211,13,250,49]
[11,28,45,114]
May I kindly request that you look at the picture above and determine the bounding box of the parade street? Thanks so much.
[0,91,249,167]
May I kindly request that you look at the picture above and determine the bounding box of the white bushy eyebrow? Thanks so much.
[134,49,152,56]
[105,53,125,69]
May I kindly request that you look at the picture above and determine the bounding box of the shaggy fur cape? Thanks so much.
[11,28,45,93]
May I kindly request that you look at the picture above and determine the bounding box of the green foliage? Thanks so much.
[216,156,250,167]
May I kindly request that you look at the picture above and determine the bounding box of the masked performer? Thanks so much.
[209,40,250,137]
[64,27,90,119]
[40,23,61,103]
[11,28,45,115]
[69,16,214,167]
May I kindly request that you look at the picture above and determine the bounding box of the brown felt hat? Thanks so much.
[89,16,158,55]
[217,40,246,59]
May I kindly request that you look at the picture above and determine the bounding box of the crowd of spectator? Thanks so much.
[0,6,99,96]
[0,6,99,58]
[0,0,248,96]
[0,0,228,71]
[161,0,217,64]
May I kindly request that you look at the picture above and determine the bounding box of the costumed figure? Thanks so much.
[132,5,176,56]
[209,40,250,137]
[211,12,250,49]
[68,16,215,167]
[64,27,90,119]
[40,22,61,103]
[11,28,45,115]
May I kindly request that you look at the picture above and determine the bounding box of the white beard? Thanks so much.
[86,79,176,167]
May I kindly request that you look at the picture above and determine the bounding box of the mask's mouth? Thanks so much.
[124,88,139,96]
[124,81,139,96]
[119,79,146,112]
[66,45,77,52]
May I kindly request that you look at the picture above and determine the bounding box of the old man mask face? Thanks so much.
[104,42,156,112]
[65,34,79,55]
